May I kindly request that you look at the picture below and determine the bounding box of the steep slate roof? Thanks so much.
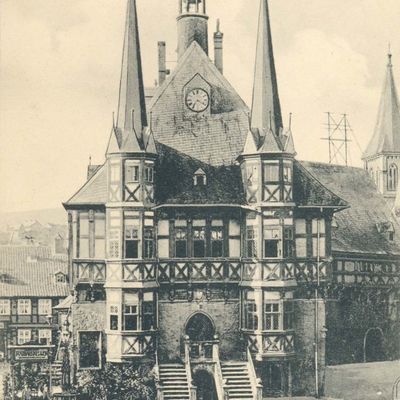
[148,41,250,166]
[155,143,245,205]
[302,161,400,256]
[0,246,69,297]
[363,54,400,159]
[65,164,107,207]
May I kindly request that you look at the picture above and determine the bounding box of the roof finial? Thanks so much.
[89,155,92,166]
[216,18,221,33]
[289,112,292,131]
[388,43,393,67]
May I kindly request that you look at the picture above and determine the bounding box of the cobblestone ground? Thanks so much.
[325,360,400,400]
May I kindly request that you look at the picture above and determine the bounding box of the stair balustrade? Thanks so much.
[183,336,197,400]
[155,350,164,400]
[246,346,263,400]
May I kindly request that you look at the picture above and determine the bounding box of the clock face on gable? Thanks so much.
[185,88,210,113]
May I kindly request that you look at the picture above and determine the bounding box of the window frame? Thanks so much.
[264,226,282,259]
[38,329,52,345]
[245,226,257,258]
[18,329,32,345]
[388,163,398,191]
[38,299,52,316]
[174,227,188,258]
[243,291,258,331]
[211,227,224,258]
[143,227,155,259]
[18,299,31,315]
[109,305,119,331]
[0,299,10,315]
[125,223,140,259]
[264,302,281,331]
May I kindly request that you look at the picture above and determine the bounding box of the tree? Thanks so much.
[77,362,156,400]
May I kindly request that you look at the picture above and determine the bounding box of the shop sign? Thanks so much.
[14,348,49,362]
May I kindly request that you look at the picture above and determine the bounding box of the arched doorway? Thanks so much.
[364,327,385,362]
[185,312,215,341]
[193,370,218,400]
[185,313,216,359]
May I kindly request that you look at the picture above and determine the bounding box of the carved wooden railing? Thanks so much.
[242,259,331,283]
[332,259,400,287]
[246,331,295,356]
[158,259,241,283]
[121,332,156,357]
[183,336,197,400]
[155,350,164,400]
[72,260,106,284]
[123,262,157,282]
[246,347,263,400]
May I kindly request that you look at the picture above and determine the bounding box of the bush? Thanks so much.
[77,362,156,400]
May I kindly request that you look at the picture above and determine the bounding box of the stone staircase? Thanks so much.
[221,362,255,399]
[159,363,191,400]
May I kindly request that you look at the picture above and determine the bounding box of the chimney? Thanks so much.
[214,19,224,74]
[158,41,168,85]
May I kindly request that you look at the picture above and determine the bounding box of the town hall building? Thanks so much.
[62,0,400,398]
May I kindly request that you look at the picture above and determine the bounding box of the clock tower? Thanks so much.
[177,0,209,59]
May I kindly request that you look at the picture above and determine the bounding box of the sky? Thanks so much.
[0,0,399,213]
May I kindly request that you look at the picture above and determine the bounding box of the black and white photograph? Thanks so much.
[0,0,400,399]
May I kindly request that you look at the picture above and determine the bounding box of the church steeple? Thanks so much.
[110,0,147,154]
[363,52,400,159]
[250,0,283,137]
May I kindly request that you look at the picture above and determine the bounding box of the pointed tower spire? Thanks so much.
[363,52,400,159]
[250,0,283,136]
[117,0,147,137]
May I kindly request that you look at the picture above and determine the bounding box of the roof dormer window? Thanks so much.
[376,221,395,241]
[193,168,207,186]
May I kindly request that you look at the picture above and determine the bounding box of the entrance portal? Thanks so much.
[364,327,385,362]
[185,312,215,341]
[193,370,218,400]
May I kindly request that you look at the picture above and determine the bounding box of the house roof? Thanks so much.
[0,246,69,297]
[155,143,245,205]
[148,41,250,166]
[302,161,400,256]
[65,163,107,207]
[363,54,400,159]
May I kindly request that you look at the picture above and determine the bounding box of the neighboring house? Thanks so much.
[0,246,69,376]
[61,0,400,397]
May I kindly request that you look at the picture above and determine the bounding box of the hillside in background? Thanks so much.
[0,207,67,228]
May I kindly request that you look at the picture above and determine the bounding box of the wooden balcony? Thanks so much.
[158,259,241,283]
[246,332,295,358]
[242,260,330,283]
[332,259,400,287]
[72,260,106,284]
[107,331,156,361]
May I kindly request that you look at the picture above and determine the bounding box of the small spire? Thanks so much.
[89,155,92,166]
[388,43,393,67]
[116,0,147,136]
[363,51,400,159]
[250,0,283,136]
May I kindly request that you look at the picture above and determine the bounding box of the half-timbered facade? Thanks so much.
[63,0,400,397]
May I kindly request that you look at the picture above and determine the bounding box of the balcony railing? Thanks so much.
[245,332,295,357]
[158,259,241,283]
[123,262,156,282]
[121,332,156,357]
[243,260,330,283]
[73,260,106,284]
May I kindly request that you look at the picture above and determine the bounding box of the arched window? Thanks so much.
[388,164,398,191]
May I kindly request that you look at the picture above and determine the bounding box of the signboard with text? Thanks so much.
[13,348,49,362]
